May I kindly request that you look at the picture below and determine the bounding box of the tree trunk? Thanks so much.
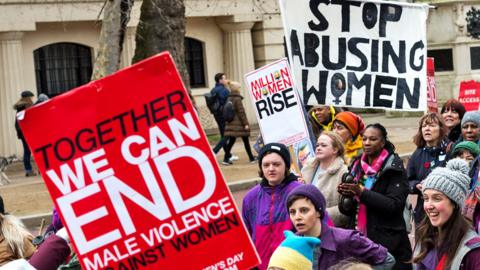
[133,0,196,106]
[91,0,133,80]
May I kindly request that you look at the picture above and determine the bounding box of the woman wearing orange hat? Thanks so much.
[332,112,365,164]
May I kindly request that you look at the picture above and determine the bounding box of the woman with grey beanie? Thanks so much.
[413,158,480,270]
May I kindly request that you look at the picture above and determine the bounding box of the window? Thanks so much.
[471,46,480,70]
[34,43,92,97]
[184,37,205,88]
[427,49,454,72]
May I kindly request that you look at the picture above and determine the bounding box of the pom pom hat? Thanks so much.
[422,158,471,207]
[268,230,320,270]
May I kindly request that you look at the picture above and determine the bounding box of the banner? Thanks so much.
[279,0,429,111]
[19,53,260,270]
[244,58,314,173]
[426,57,438,113]
[458,80,480,111]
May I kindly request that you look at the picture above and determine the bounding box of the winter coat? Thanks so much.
[13,100,32,140]
[301,156,349,227]
[224,89,250,138]
[407,141,449,224]
[0,234,35,266]
[313,226,394,270]
[448,124,462,143]
[414,229,480,270]
[28,235,70,270]
[242,173,301,270]
[348,153,412,268]
[210,83,229,116]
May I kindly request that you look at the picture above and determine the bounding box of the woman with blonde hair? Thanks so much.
[301,131,348,227]
[0,214,35,265]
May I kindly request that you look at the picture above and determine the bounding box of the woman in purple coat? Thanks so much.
[242,143,301,270]
[413,159,480,269]
[286,184,395,270]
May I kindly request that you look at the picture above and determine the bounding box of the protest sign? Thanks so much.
[279,0,429,111]
[244,58,314,173]
[18,52,260,270]
[458,80,480,111]
[426,57,438,113]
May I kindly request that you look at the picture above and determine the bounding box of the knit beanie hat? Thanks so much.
[453,141,480,157]
[422,158,471,206]
[258,143,291,169]
[461,111,480,127]
[334,111,365,137]
[287,184,326,219]
[268,230,321,270]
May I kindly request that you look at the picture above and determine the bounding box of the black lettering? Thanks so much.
[75,128,97,153]
[256,100,270,120]
[167,90,186,115]
[396,78,420,109]
[303,69,327,104]
[150,96,168,123]
[362,3,378,29]
[347,72,372,106]
[322,36,346,70]
[271,93,285,112]
[331,0,361,32]
[34,144,52,169]
[382,40,406,73]
[308,0,329,31]
[54,137,75,162]
[409,40,424,71]
[112,111,129,137]
[304,33,320,67]
[371,39,379,72]
[379,4,402,37]
[347,38,369,71]
[373,75,396,108]
[290,30,304,66]
[144,248,159,263]
[283,88,297,109]
[330,73,346,105]
[96,119,115,146]
[130,104,151,132]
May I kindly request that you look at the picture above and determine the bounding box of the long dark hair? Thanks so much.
[364,123,396,154]
[413,203,470,268]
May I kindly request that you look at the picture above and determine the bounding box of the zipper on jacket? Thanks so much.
[269,186,276,232]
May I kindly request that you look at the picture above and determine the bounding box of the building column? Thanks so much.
[121,27,137,68]
[0,32,24,156]
[218,22,257,123]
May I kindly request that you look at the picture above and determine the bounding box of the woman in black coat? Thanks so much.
[407,113,450,225]
[338,123,412,270]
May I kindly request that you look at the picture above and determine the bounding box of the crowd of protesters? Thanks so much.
[245,99,480,270]
[3,75,480,270]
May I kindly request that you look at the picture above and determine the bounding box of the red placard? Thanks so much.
[18,52,260,270]
[458,80,480,111]
[426,58,438,113]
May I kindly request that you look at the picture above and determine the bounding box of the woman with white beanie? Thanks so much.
[413,159,480,269]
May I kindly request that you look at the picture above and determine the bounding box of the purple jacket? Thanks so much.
[415,229,480,270]
[241,173,300,270]
[28,235,70,270]
[315,225,390,270]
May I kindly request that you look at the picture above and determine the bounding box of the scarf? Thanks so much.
[345,135,363,163]
[353,149,390,235]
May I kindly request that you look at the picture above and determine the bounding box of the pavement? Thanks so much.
[1,112,422,228]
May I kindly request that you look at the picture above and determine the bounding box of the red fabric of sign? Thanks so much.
[18,52,260,270]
